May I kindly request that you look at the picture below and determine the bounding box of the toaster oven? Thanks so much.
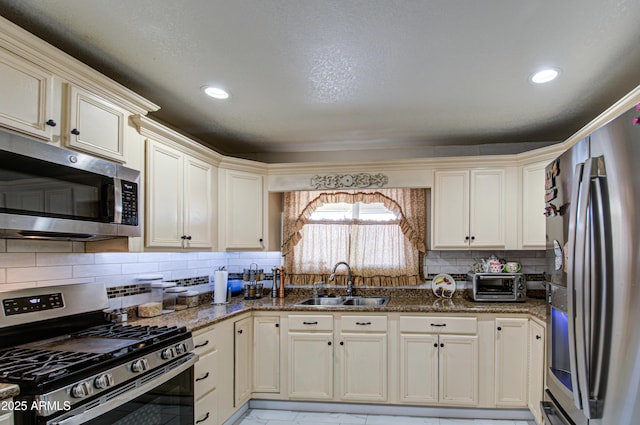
[467,272,526,302]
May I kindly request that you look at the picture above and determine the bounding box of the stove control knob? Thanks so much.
[518,284,525,290]
[71,381,94,398]
[174,343,188,355]
[94,373,114,389]
[161,348,175,360]
[131,358,149,373]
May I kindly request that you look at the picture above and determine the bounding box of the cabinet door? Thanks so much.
[234,317,253,407]
[522,162,547,249]
[222,170,264,249]
[287,332,333,399]
[184,155,213,248]
[338,332,387,402]
[433,170,469,249]
[253,316,280,393]
[146,140,183,247]
[65,84,126,162]
[528,320,546,424]
[0,48,54,139]
[439,334,479,406]
[495,318,529,407]
[399,333,438,403]
[470,169,506,248]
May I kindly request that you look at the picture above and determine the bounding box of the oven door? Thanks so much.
[48,354,197,425]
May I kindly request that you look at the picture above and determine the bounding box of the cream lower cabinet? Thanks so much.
[528,319,546,424]
[337,315,388,402]
[287,314,334,399]
[494,317,529,407]
[399,316,479,406]
[193,325,218,425]
[234,316,253,407]
[253,315,280,393]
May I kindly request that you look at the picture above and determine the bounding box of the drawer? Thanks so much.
[195,350,217,399]
[288,314,333,331]
[193,326,217,355]
[400,316,477,334]
[340,315,387,332]
[194,389,217,425]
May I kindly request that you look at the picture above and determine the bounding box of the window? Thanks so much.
[282,189,427,286]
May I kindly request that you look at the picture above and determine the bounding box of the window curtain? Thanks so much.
[282,188,427,286]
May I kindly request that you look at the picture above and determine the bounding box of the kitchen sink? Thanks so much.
[342,296,390,306]
[296,297,345,306]
[295,296,389,307]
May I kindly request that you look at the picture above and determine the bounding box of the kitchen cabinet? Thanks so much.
[521,161,547,249]
[494,318,529,407]
[234,316,253,407]
[0,47,54,140]
[528,319,546,424]
[195,388,217,425]
[432,169,507,249]
[399,316,479,406]
[146,139,214,249]
[193,325,219,424]
[63,83,127,162]
[219,168,265,249]
[253,315,280,393]
[337,315,388,402]
[287,314,334,399]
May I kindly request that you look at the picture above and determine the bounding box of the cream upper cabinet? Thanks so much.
[494,318,529,407]
[528,319,546,424]
[253,315,280,393]
[0,47,54,139]
[433,169,507,249]
[521,161,547,249]
[399,316,479,406]
[337,315,388,402]
[63,84,127,162]
[219,168,265,250]
[146,139,214,249]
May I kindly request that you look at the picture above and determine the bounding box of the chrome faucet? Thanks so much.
[328,261,353,297]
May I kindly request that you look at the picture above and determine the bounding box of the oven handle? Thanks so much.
[49,353,198,425]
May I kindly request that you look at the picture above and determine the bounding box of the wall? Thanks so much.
[0,239,282,310]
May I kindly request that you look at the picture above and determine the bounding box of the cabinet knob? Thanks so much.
[259,238,263,242]
[465,236,470,241]
[237,329,243,334]
[340,341,344,346]
[440,343,444,348]
[46,119,57,127]
[327,341,332,346]
[433,343,438,348]
[275,323,279,328]
[470,236,475,241]
[536,335,542,340]
[70,128,80,135]
[497,326,502,331]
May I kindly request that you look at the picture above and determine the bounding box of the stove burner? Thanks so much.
[0,348,103,382]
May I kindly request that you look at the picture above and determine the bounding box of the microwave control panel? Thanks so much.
[121,180,138,226]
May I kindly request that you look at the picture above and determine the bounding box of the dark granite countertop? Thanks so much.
[0,383,19,401]
[129,290,546,332]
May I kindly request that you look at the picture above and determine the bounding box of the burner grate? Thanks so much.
[73,324,179,341]
[0,348,104,382]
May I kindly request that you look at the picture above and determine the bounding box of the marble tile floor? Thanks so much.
[233,409,537,425]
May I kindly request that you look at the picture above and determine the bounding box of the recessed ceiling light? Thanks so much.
[530,68,560,84]
[203,86,229,99]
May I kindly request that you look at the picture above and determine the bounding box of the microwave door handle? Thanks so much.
[113,177,122,224]
[568,160,586,411]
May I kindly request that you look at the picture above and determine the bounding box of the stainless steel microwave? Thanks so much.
[467,272,526,302]
[0,130,140,240]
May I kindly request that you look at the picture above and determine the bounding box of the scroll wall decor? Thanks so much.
[310,173,389,189]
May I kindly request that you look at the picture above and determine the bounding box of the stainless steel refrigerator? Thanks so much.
[543,105,640,425]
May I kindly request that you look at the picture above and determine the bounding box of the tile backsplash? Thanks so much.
[0,238,547,308]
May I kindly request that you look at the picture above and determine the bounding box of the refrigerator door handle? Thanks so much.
[568,160,586,411]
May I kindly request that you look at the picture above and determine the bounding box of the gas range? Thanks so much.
[0,284,197,425]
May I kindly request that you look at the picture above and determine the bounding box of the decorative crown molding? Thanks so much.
[311,173,389,189]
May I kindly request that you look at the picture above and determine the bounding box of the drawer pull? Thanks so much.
[194,340,210,349]
[355,321,372,326]
[303,321,318,325]
[196,412,210,424]
[195,372,210,382]
[430,323,447,327]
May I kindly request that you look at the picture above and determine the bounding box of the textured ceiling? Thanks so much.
[1,0,640,163]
